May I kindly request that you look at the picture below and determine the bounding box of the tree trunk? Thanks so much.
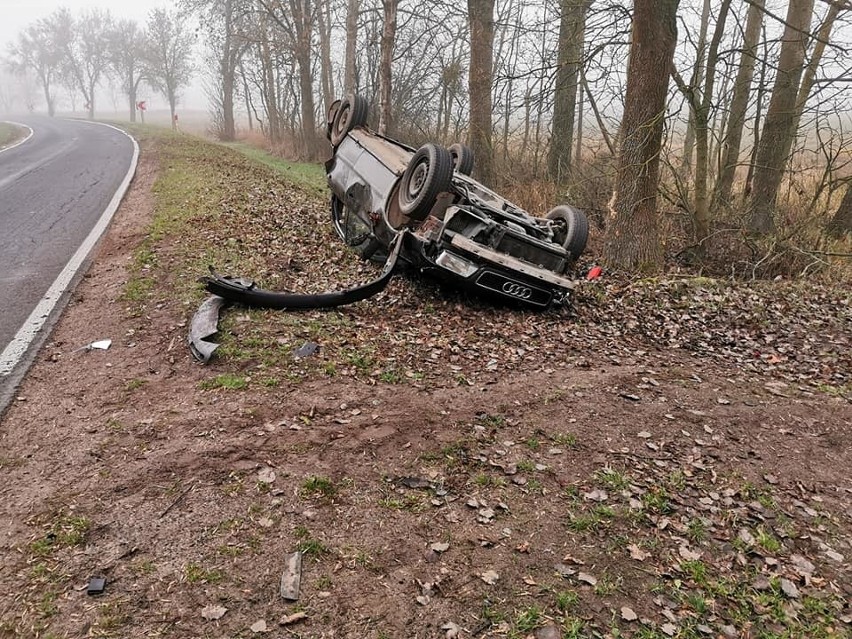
[827,182,852,236]
[129,77,136,123]
[790,4,840,142]
[317,0,334,114]
[87,82,95,119]
[44,82,54,117]
[604,0,679,272]
[548,0,588,184]
[169,93,177,129]
[220,0,237,141]
[744,24,769,199]
[260,24,280,144]
[574,78,583,166]
[297,45,317,157]
[378,0,397,135]
[692,0,731,249]
[747,0,815,235]
[713,0,764,207]
[468,0,495,186]
[345,0,359,94]
[680,0,710,179]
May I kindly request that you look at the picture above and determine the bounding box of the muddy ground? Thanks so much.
[0,131,850,639]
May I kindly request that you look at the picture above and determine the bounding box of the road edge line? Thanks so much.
[0,121,34,155]
[0,122,139,383]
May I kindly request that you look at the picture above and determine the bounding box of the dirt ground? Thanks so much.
[0,133,850,639]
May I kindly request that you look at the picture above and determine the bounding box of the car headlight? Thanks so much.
[435,251,479,278]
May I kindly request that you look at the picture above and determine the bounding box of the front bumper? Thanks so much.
[425,235,575,308]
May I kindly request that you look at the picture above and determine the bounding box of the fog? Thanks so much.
[1,0,208,115]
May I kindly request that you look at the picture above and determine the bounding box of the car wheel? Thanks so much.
[448,143,474,175]
[546,204,589,261]
[330,94,369,146]
[398,143,453,221]
[326,98,342,140]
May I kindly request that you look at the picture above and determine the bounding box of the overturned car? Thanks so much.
[325,95,589,308]
[192,95,590,361]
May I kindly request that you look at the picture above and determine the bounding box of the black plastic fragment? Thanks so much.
[87,576,106,596]
[200,230,407,310]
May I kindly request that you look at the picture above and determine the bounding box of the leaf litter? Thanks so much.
[0,134,848,639]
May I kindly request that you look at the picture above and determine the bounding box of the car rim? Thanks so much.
[408,161,429,200]
[335,105,350,137]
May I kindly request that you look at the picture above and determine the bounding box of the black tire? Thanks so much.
[330,94,369,146]
[448,143,475,175]
[326,99,342,140]
[398,143,454,221]
[546,204,589,260]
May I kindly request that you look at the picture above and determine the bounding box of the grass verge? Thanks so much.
[0,122,27,149]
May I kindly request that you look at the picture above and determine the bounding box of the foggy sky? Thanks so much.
[2,0,207,112]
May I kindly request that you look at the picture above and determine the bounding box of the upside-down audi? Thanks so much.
[324,94,589,308]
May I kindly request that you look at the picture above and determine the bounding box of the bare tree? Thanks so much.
[378,0,398,134]
[827,180,852,236]
[8,17,65,116]
[257,0,319,158]
[145,8,195,129]
[316,0,334,113]
[182,0,250,141]
[672,0,732,249]
[548,0,589,183]
[345,0,359,94]
[468,0,495,186]
[108,19,146,122]
[604,0,680,271]
[789,3,842,141]
[679,0,711,178]
[55,8,113,119]
[747,0,815,235]
[713,0,765,207]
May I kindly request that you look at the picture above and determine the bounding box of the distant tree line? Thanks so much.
[4,7,194,126]
[182,0,852,270]
[5,0,851,271]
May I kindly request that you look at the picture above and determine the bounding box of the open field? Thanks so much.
[0,125,849,639]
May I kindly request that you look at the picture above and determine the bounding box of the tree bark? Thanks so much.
[345,0,359,94]
[680,0,711,178]
[317,0,334,114]
[713,0,764,207]
[378,0,398,135]
[744,24,769,199]
[747,0,815,235]
[827,182,852,236]
[548,0,588,184]
[574,78,583,166]
[467,0,495,186]
[604,0,679,272]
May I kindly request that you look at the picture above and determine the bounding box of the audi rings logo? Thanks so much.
[501,281,532,299]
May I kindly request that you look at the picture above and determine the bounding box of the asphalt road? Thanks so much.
[0,117,135,402]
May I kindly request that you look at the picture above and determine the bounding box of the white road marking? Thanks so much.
[0,122,34,155]
[0,121,139,376]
